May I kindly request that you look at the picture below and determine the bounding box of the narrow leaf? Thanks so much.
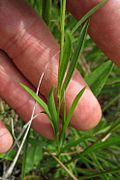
[62,135,91,152]
[83,136,120,155]
[58,31,72,95]
[60,87,86,142]
[106,118,120,134]
[71,0,108,34]
[42,0,52,26]
[59,0,67,63]
[73,135,120,163]
[80,167,120,180]
[20,83,51,119]
[85,61,113,96]
[22,138,43,177]
[61,21,89,98]
[48,87,58,135]
[58,0,67,97]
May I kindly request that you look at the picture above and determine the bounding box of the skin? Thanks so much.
[67,0,120,65]
[0,0,119,153]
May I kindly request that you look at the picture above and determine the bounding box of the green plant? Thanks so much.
[2,0,120,179]
[21,0,109,151]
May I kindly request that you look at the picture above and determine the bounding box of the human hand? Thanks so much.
[0,0,117,153]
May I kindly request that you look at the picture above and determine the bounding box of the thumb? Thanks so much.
[0,120,13,153]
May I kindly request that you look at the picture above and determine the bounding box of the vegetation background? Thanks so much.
[0,0,120,179]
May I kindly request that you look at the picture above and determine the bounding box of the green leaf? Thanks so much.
[48,87,58,136]
[73,135,120,164]
[20,83,51,120]
[0,149,16,161]
[22,138,43,174]
[103,93,120,112]
[60,87,86,142]
[58,0,67,98]
[59,0,67,65]
[80,167,120,180]
[58,31,72,96]
[83,136,120,155]
[85,61,113,96]
[61,21,89,98]
[62,135,91,152]
[71,0,108,34]
[106,118,120,134]
[42,0,52,26]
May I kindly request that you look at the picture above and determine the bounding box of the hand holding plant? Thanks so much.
[1,0,120,179]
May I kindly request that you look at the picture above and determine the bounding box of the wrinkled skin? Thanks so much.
[0,0,119,153]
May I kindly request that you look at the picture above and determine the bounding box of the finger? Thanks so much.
[67,0,120,66]
[0,0,101,130]
[0,51,54,139]
[0,120,13,153]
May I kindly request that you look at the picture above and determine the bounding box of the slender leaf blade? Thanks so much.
[48,87,58,135]
[71,0,108,34]
[58,0,67,98]
[61,21,89,98]
[60,87,86,141]
[22,138,43,175]
[106,118,120,134]
[80,167,120,180]
[62,135,91,152]
[42,0,52,26]
[58,31,72,96]
[85,61,113,96]
[73,135,120,163]
[20,83,51,119]
[83,136,120,155]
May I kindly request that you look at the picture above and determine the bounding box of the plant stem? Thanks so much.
[58,0,66,97]
[49,152,78,180]
[56,0,67,154]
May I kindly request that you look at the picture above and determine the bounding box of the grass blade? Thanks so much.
[59,0,67,63]
[61,21,89,98]
[106,118,120,134]
[71,135,120,165]
[85,61,113,96]
[81,167,120,180]
[48,87,58,136]
[20,83,51,120]
[42,0,52,26]
[71,0,108,34]
[22,137,43,178]
[103,93,120,112]
[62,135,90,152]
[60,87,86,142]
[58,0,67,97]
[58,31,72,96]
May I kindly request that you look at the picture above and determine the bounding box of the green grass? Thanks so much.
[1,0,120,179]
